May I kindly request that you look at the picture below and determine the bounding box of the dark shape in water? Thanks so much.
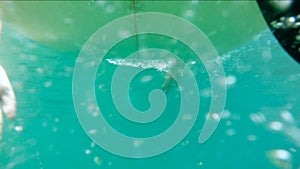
[257,0,300,64]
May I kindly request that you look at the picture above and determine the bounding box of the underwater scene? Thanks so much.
[0,1,300,169]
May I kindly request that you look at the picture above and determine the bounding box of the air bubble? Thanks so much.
[54,118,60,123]
[268,121,284,131]
[88,129,97,135]
[94,156,102,165]
[44,81,53,88]
[271,21,284,29]
[249,113,266,124]
[222,110,231,119]
[226,129,236,136]
[140,75,153,83]
[185,10,194,17]
[181,139,190,146]
[14,126,23,132]
[272,149,291,160]
[280,111,294,122]
[98,84,105,91]
[85,149,91,155]
[197,161,203,166]
[36,67,44,74]
[211,113,220,120]
[225,75,237,86]
[188,60,196,65]
[226,121,232,126]
[294,22,300,28]
[287,16,296,24]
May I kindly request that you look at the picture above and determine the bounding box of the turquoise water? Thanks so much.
[1,18,300,169]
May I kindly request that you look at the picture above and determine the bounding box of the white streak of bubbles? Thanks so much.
[106,58,176,72]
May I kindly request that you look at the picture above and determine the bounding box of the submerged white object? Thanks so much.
[0,65,16,119]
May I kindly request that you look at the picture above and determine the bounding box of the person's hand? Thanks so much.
[0,65,16,139]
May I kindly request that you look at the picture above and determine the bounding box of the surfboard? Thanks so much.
[0,1,267,55]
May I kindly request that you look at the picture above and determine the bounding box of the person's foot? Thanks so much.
[0,65,16,140]
[0,65,16,119]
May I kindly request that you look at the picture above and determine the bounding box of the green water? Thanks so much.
[1,4,300,169]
